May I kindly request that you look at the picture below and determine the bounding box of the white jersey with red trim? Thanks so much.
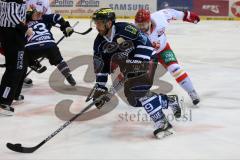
[148,9,184,53]
[26,0,51,14]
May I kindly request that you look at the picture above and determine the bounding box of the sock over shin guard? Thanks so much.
[167,63,195,93]
[139,93,168,129]
[57,61,71,78]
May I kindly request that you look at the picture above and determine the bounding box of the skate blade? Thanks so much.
[155,128,174,139]
[22,83,33,88]
[12,100,24,105]
[0,110,14,116]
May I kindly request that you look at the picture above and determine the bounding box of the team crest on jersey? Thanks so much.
[102,42,118,54]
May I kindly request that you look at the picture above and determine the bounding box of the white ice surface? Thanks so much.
[0,19,240,160]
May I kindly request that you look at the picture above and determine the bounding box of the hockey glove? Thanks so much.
[60,21,74,37]
[183,11,200,24]
[92,84,109,109]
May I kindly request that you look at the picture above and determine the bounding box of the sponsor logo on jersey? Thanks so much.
[126,59,142,64]
[231,1,240,17]
[125,25,137,35]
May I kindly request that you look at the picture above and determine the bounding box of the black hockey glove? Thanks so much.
[92,84,109,109]
[60,21,74,37]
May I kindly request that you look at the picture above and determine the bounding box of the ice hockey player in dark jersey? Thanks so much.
[89,8,182,139]
[24,6,76,86]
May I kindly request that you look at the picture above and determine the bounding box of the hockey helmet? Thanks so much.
[135,9,151,32]
[92,8,116,23]
[135,9,151,23]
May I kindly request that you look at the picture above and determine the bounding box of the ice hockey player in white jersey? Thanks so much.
[135,8,200,105]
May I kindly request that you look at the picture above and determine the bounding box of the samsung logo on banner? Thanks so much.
[51,0,74,7]
[76,0,99,7]
[109,4,149,11]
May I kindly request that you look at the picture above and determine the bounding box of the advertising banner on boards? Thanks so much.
[157,0,193,11]
[50,0,157,18]
[192,0,229,16]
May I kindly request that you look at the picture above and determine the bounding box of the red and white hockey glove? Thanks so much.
[183,11,200,24]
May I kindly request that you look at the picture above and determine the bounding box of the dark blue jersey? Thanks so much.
[93,22,156,85]
[25,14,62,49]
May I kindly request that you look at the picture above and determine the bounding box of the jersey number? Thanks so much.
[33,23,48,35]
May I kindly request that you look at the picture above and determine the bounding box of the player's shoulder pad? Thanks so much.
[115,22,140,40]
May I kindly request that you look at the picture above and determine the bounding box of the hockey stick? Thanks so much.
[25,21,80,78]
[54,20,93,35]
[53,25,92,35]
[70,28,92,35]
[85,83,97,102]
[6,73,125,153]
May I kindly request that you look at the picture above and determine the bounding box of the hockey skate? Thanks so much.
[66,74,76,86]
[167,95,181,118]
[13,95,24,105]
[23,78,33,88]
[29,59,47,74]
[0,104,14,116]
[153,119,174,139]
[188,90,200,105]
[14,95,24,101]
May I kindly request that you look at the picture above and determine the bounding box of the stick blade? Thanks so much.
[6,143,36,153]
[80,27,92,35]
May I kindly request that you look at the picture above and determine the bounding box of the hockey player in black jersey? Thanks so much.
[89,8,181,139]
[23,7,76,86]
